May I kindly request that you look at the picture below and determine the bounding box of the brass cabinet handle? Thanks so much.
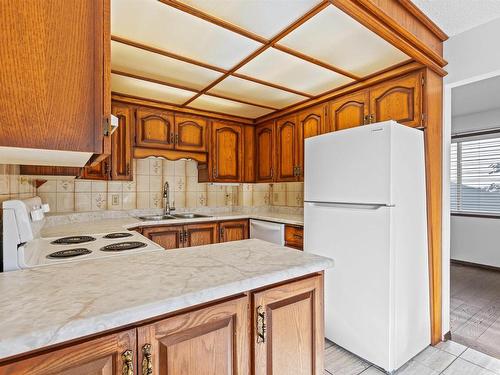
[179,231,184,244]
[183,230,188,244]
[122,349,134,375]
[126,162,131,176]
[175,133,179,144]
[142,344,153,375]
[170,132,174,144]
[256,305,266,343]
[219,227,224,240]
[270,167,274,178]
[213,167,218,178]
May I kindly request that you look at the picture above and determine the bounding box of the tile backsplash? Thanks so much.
[0,159,304,212]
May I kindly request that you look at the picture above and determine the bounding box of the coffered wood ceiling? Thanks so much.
[111,0,411,119]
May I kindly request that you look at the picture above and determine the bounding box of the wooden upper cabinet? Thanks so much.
[211,122,243,182]
[174,114,208,152]
[0,329,136,375]
[219,220,249,243]
[136,108,175,149]
[137,296,249,375]
[0,0,110,156]
[81,158,110,180]
[276,115,300,182]
[298,105,327,181]
[255,121,275,182]
[329,90,370,131]
[142,226,183,250]
[110,104,133,180]
[253,275,324,375]
[184,222,218,247]
[369,72,423,128]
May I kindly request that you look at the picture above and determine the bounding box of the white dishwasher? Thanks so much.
[249,219,285,245]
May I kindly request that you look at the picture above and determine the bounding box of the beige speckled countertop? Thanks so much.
[41,210,304,238]
[0,239,332,361]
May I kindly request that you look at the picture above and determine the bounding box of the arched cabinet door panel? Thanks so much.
[174,115,207,152]
[298,104,327,181]
[135,109,175,149]
[276,116,299,182]
[256,121,274,182]
[369,72,423,128]
[111,104,133,180]
[329,91,370,131]
[211,122,243,182]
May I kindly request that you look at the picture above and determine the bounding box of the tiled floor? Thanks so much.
[450,263,500,359]
[324,339,500,374]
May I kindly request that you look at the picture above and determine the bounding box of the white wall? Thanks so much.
[451,216,500,267]
[442,16,500,337]
[452,108,500,134]
[445,18,500,85]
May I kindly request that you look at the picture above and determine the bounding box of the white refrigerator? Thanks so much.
[304,121,430,372]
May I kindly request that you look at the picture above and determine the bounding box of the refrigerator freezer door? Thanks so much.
[304,122,393,205]
[304,201,393,370]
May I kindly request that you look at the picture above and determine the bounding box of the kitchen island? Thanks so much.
[0,239,332,374]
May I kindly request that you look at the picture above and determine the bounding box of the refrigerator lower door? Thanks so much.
[304,201,393,371]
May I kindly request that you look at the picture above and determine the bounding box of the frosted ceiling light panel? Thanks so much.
[189,95,273,118]
[111,0,262,69]
[209,76,308,108]
[179,0,322,39]
[237,48,353,95]
[111,41,222,90]
[111,73,194,104]
[279,6,409,76]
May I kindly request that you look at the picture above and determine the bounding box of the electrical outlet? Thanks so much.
[112,194,119,206]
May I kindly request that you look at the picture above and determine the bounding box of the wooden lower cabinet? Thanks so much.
[184,222,218,247]
[253,275,324,375]
[137,296,249,375]
[142,225,184,250]
[0,275,324,375]
[0,329,136,375]
[219,220,249,242]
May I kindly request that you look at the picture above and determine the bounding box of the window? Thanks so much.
[451,135,500,215]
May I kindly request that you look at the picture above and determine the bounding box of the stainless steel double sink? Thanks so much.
[137,213,212,221]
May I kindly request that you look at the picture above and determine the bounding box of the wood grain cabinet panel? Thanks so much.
[329,91,370,131]
[137,296,250,375]
[136,109,175,149]
[369,72,423,128]
[255,121,275,182]
[298,105,327,181]
[253,275,324,375]
[219,220,249,243]
[0,0,110,156]
[284,225,304,250]
[110,104,133,180]
[142,226,183,250]
[211,122,243,182]
[0,329,136,375]
[276,115,300,182]
[174,115,208,152]
[184,222,218,247]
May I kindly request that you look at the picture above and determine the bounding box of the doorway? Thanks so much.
[445,73,500,359]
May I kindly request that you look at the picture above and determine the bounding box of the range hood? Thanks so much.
[0,115,119,167]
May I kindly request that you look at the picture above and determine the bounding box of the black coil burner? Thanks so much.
[47,248,92,259]
[103,232,133,239]
[51,236,96,245]
[100,241,147,252]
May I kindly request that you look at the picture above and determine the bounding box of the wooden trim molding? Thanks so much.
[133,147,207,163]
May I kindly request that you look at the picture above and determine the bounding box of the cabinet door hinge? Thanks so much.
[421,76,425,86]
[256,305,266,343]
[103,116,110,136]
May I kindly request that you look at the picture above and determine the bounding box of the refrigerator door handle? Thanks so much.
[304,201,395,210]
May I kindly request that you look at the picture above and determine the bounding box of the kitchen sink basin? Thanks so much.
[137,214,177,221]
[172,213,212,219]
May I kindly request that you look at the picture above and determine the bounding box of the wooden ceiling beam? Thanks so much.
[180,0,332,107]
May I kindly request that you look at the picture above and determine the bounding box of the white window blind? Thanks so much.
[451,135,500,215]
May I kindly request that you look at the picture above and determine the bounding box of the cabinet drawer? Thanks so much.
[285,225,303,250]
